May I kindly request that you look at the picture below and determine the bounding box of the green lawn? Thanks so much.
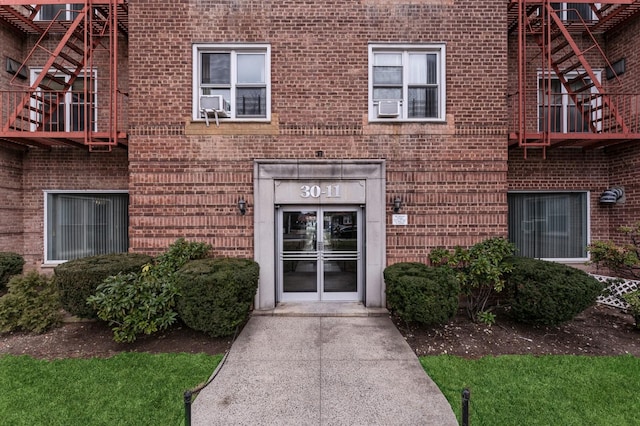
[421,354,640,426]
[2,353,638,425]
[0,353,222,426]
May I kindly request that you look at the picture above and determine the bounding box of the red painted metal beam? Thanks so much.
[0,1,125,5]
[510,0,633,4]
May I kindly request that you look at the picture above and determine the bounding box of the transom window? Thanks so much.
[508,192,589,261]
[193,44,271,121]
[368,44,446,122]
[45,192,129,263]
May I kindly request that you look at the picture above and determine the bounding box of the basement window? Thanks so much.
[45,191,129,263]
[508,192,589,261]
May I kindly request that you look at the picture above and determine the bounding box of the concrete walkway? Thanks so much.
[191,304,458,425]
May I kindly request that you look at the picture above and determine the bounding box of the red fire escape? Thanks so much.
[0,0,127,151]
[509,0,640,158]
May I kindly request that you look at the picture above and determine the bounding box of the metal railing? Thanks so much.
[510,91,640,136]
[1,89,128,136]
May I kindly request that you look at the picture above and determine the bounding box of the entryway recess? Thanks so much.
[253,160,386,310]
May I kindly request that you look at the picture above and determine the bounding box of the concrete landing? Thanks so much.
[253,302,388,317]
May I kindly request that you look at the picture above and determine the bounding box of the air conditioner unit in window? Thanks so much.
[377,100,401,118]
[200,95,231,126]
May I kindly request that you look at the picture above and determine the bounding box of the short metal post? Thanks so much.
[184,390,193,426]
[462,388,470,426]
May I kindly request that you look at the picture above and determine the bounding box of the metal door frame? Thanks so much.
[276,205,362,302]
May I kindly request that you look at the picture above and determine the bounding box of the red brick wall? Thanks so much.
[18,148,128,269]
[0,22,25,91]
[603,16,640,245]
[507,142,640,254]
[0,146,25,255]
[604,15,640,94]
[507,148,610,242]
[1,24,27,258]
[127,0,508,262]
[128,0,507,128]
[600,143,640,246]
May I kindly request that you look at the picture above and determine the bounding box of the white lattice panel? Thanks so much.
[592,274,639,310]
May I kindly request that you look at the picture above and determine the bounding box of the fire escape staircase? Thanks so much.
[0,1,127,151]
[511,0,640,157]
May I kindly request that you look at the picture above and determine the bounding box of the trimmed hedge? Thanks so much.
[384,262,460,325]
[506,257,604,326]
[0,252,25,292]
[54,253,153,319]
[0,271,62,334]
[176,258,259,337]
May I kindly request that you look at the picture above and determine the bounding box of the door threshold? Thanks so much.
[253,302,388,317]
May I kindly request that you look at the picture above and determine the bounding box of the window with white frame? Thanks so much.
[538,71,602,133]
[193,44,271,121]
[551,3,596,22]
[508,192,589,260]
[369,44,446,122]
[45,192,129,263]
[30,69,97,132]
[36,4,83,21]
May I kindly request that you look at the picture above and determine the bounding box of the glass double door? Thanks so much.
[278,206,361,302]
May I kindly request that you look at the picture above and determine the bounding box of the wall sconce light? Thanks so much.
[599,187,624,204]
[238,198,247,215]
[393,197,402,213]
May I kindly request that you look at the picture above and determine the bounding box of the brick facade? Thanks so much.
[0,23,27,260]
[0,146,24,256]
[0,1,639,283]
[127,0,508,262]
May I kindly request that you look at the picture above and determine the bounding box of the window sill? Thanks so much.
[364,114,455,135]
[368,117,447,124]
[185,114,279,135]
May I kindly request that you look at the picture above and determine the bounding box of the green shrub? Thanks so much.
[0,252,25,292]
[429,237,515,322]
[384,262,460,325]
[621,290,640,329]
[506,257,604,326]
[176,258,259,337]
[88,239,211,343]
[88,268,179,343]
[154,238,211,271]
[54,253,153,319]
[588,222,640,279]
[0,271,62,334]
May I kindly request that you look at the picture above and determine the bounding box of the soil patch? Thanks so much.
[1,304,638,360]
[0,320,232,361]
[395,304,640,358]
